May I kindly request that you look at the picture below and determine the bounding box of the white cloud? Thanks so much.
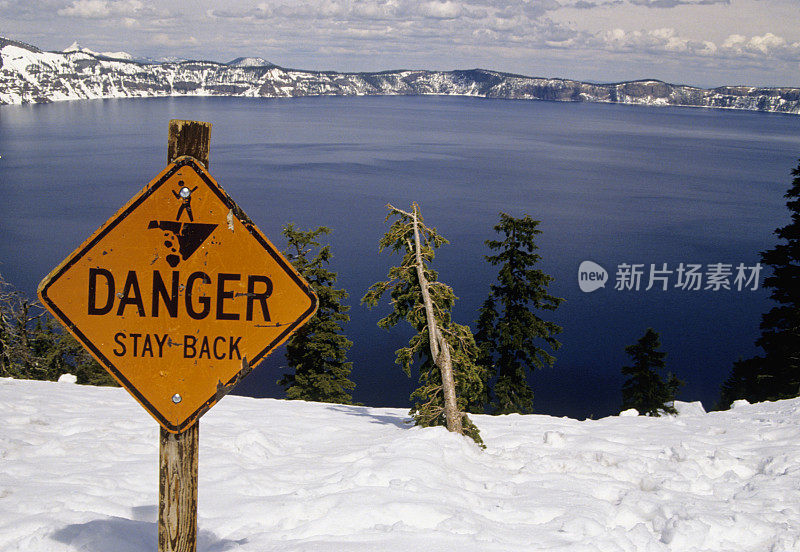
[596,27,800,66]
[58,0,109,18]
[339,26,395,39]
[628,0,730,7]
[417,1,463,19]
[650,27,688,52]
[210,0,558,25]
[57,0,145,19]
[720,32,800,59]
[744,32,785,55]
[5,0,799,86]
[598,27,709,56]
[150,33,198,48]
[352,0,401,20]
[721,34,746,50]
[697,40,716,55]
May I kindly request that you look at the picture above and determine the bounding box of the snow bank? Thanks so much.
[673,400,707,416]
[1,377,799,551]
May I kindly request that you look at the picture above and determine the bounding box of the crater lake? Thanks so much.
[2,95,799,418]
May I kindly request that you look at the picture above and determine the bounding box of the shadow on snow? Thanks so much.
[51,506,246,552]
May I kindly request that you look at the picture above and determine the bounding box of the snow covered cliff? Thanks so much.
[2,36,799,114]
[2,376,800,551]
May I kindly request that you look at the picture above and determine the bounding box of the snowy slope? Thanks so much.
[62,42,133,60]
[1,377,799,551]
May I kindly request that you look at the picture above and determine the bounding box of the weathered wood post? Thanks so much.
[158,119,211,552]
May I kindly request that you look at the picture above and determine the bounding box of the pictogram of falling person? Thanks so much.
[173,181,198,221]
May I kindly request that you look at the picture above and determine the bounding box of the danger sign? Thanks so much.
[38,156,317,433]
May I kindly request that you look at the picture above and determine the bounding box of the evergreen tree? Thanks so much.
[717,356,762,410]
[719,159,800,408]
[362,203,485,445]
[0,273,115,385]
[475,213,563,414]
[621,328,682,416]
[278,224,355,404]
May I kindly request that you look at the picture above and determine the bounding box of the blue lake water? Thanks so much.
[1,96,799,418]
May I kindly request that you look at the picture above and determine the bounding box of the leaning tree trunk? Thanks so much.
[409,205,463,434]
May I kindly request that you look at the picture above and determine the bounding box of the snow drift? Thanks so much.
[1,377,798,551]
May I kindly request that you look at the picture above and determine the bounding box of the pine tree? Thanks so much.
[621,328,682,416]
[362,203,485,445]
[278,224,355,404]
[717,356,762,410]
[475,213,563,414]
[0,273,115,385]
[719,159,800,408]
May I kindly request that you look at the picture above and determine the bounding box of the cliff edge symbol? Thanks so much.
[147,221,217,267]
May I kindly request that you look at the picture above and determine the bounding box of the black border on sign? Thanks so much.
[38,157,318,433]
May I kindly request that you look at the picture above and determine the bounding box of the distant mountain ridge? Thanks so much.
[1,36,798,114]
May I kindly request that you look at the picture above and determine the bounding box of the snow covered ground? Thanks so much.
[1,377,799,551]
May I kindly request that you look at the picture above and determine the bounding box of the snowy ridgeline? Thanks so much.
[1,38,800,114]
[1,377,799,552]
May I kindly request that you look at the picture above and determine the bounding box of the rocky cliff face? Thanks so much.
[2,37,798,114]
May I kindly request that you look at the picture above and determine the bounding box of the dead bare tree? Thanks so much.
[362,203,484,444]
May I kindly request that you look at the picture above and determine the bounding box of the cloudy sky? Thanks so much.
[3,0,799,87]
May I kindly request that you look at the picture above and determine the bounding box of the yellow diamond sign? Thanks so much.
[38,156,317,433]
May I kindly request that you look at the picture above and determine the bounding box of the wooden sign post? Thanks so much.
[38,120,318,552]
[159,120,208,552]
